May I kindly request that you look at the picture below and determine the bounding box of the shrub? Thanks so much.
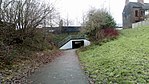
[81,8,117,41]
[0,28,55,67]
[96,28,119,41]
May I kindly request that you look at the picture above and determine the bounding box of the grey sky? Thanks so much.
[47,0,149,26]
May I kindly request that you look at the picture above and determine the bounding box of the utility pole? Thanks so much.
[109,0,111,13]
[66,13,69,27]
[102,0,106,8]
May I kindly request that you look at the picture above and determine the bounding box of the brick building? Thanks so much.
[122,0,149,28]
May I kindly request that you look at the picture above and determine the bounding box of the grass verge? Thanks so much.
[78,26,149,83]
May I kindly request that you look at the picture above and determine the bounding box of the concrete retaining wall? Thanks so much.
[60,39,90,50]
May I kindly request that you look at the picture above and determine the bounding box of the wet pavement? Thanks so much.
[28,49,89,84]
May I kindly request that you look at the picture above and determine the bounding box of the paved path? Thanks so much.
[28,49,89,84]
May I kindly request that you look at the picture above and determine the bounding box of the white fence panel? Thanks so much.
[132,18,149,28]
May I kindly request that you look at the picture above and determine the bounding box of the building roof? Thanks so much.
[143,3,149,10]
[123,2,149,13]
[123,2,149,17]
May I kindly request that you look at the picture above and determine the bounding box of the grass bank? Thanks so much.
[78,26,149,83]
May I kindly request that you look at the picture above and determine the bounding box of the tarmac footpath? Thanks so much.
[28,49,89,84]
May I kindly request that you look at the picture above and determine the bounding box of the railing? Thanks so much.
[58,35,87,48]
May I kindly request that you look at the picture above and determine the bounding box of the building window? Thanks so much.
[141,10,144,16]
[135,10,139,17]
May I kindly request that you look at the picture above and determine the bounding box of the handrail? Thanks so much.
[58,35,87,47]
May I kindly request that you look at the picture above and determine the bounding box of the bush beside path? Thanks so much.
[0,50,62,84]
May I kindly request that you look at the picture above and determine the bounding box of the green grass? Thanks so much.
[78,26,149,83]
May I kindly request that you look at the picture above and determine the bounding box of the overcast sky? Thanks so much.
[48,0,149,26]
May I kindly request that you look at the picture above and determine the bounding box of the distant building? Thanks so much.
[43,26,81,34]
[122,0,149,28]
[61,26,80,33]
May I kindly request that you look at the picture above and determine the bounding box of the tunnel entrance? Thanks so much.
[72,41,84,49]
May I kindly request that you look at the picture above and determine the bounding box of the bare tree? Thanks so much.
[62,18,73,26]
[0,0,57,47]
[46,9,60,27]
[0,0,55,31]
[0,0,59,68]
